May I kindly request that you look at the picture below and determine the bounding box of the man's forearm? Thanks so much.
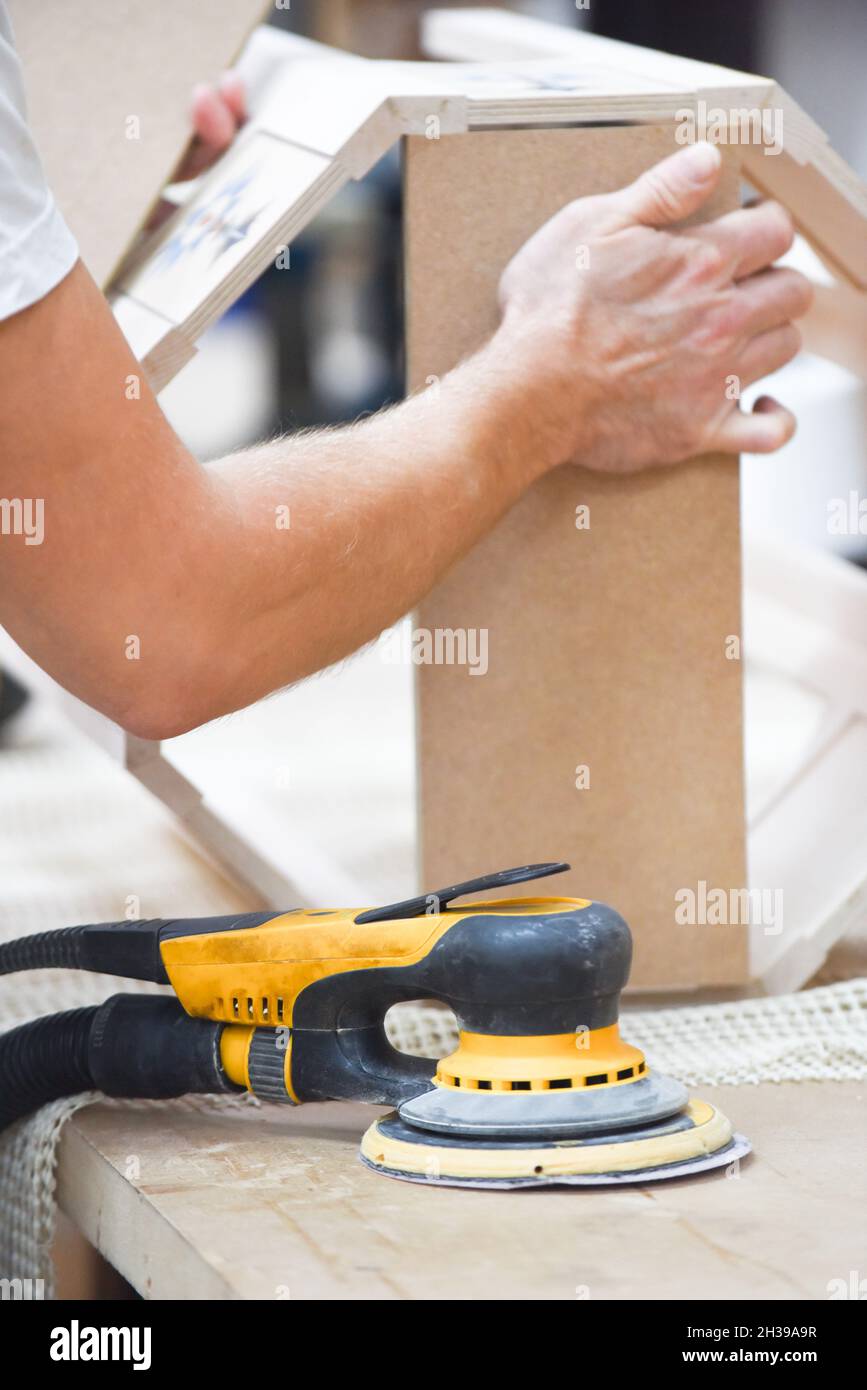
[0,261,548,739]
[194,338,548,732]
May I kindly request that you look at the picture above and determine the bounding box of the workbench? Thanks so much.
[55,1082,865,1300]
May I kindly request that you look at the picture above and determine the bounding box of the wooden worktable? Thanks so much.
[56,1082,865,1300]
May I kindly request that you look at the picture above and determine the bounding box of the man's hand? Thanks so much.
[495,141,812,473]
[147,74,246,230]
[182,73,246,179]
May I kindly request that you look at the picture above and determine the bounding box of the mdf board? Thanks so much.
[406,126,746,991]
[8,0,269,287]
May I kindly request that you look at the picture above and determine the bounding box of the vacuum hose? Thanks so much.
[0,994,238,1133]
[0,1006,97,1131]
[0,914,280,1130]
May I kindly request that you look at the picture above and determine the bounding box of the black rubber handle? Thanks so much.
[355,861,570,924]
[291,898,632,1105]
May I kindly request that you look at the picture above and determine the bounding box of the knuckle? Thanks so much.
[677,421,703,458]
[686,239,727,284]
[791,272,815,316]
[692,293,744,351]
[677,404,711,454]
[765,325,802,370]
[652,417,695,463]
[640,169,683,222]
[764,200,796,254]
[715,307,745,346]
[752,409,794,452]
[781,322,803,357]
[760,269,811,319]
[626,222,657,257]
[564,193,601,227]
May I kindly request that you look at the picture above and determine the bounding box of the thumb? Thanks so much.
[609,141,722,229]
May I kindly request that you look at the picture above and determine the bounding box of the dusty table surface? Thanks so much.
[56,1082,866,1301]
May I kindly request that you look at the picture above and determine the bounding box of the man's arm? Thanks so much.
[0,263,545,738]
[0,143,811,739]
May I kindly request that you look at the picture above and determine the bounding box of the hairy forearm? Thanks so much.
[2,267,555,739]
[183,338,547,730]
[0,263,548,739]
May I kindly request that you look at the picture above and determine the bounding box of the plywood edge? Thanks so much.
[111,151,347,393]
[57,1119,238,1300]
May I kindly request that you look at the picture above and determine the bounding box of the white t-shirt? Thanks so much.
[0,5,78,320]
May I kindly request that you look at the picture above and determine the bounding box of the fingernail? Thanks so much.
[680,141,722,184]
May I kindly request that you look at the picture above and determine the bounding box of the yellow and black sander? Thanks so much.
[0,863,749,1186]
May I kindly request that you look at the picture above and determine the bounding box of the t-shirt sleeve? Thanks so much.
[0,6,78,320]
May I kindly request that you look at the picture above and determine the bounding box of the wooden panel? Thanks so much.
[53,1212,135,1301]
[8,0,270,286]
[406,126,746,990]
[57,1084,866,1299]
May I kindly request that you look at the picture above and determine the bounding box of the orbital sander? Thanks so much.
[0,863,749,1186]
